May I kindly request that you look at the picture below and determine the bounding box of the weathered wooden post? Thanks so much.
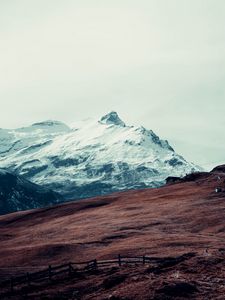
[26,272,30,286]
[48,265,52,281]
[93,259,98,270]
[118,254,122,266]
[10,277,14,292]
[143,255,146,265]
[68,262,73,277]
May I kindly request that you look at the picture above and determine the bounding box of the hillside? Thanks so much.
[0,165,225,299]
[0,112,198,199]
[0,169,63,215]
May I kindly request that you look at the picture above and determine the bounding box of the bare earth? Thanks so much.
[1,166,225,299]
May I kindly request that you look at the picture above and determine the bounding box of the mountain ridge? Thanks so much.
[0,169,63,215]
[0,112,199,199]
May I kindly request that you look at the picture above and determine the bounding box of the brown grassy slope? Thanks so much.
[0,167,225,272]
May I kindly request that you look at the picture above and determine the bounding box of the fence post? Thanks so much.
[93,259,98,270]
[26,272,30,286]
[69,263,72,277]
[48,265,52,281]
[143,255,146,265]
[118,254,121,266]
[10,277,14,293]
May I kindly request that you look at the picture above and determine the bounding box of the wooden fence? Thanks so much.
[0,255,159,294]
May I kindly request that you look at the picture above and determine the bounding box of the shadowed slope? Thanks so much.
[0,169,63,215]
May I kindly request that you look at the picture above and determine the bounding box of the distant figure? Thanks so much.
[217,176,221,181]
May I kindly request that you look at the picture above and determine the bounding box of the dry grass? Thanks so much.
[1,169,225,298]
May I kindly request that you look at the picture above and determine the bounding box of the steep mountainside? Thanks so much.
[0,112,198,199]
[0,169,63,215]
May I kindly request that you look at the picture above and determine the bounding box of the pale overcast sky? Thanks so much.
[0,0,225,169]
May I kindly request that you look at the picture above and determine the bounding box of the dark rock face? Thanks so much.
[166,176,181,184]
[51,158,80,168]
[165,158,184,167]
[211,165,225,173]
[99,112,126,127]
[20,165,49,178]
[0,169,63,215]
[166,172,210,185]
[181,172,209,182]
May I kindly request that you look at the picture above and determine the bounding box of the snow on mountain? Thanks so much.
[0,112,199,199]
[0,169,63,215]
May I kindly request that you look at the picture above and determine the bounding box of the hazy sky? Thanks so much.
[0,0,225,169]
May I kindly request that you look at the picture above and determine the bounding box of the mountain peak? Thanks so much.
[31,120,71,132]
[99,111,126,127]
[0,114,198,203]
[32,120,66,127]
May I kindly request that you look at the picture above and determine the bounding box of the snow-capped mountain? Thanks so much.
[0,112,198,199]
[0,169,63,215]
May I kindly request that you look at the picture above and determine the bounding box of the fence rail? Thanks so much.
[0,255,158,294]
